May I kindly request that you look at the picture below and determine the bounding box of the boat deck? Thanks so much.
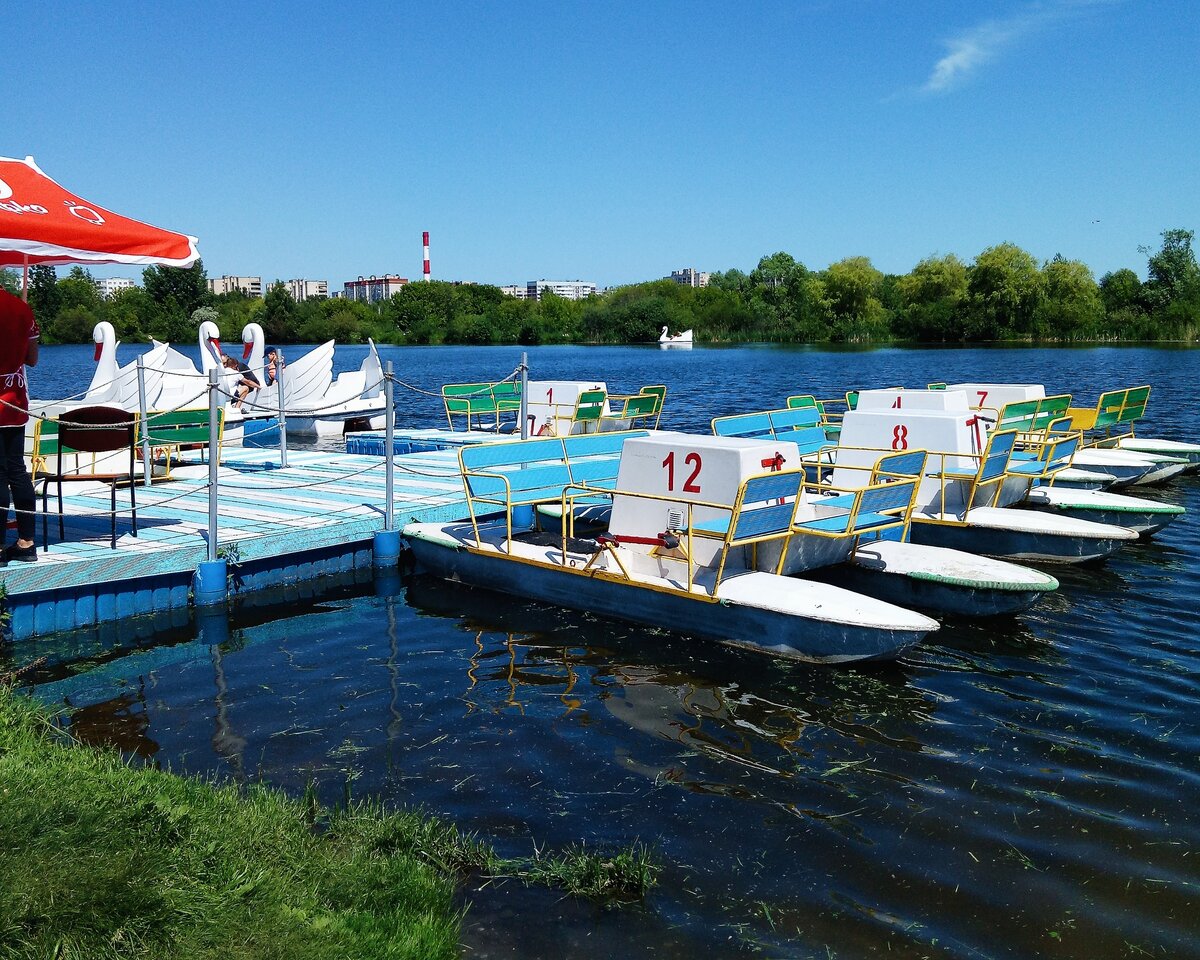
[1,447,475,640]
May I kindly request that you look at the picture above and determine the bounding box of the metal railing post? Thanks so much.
[519,352,529,440]
[208,367,220,562]
[276,350,288,468]
[136,356,152,488]
[384,361,395,531]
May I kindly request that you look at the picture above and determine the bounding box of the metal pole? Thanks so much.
[519,352,529,440]
[276,350,288,468]
[208,367,220,563]
[136,356,152,488]
[384,361,395,531]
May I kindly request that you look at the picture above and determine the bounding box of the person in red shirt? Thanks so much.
[0,288,40,563]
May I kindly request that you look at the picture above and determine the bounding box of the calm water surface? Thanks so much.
[8,343,1200,958]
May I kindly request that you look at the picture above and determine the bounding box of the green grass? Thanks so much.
[0,687,659,960]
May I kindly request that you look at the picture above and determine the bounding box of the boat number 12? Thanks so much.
[662,451,702,492]
[892,425,909,450]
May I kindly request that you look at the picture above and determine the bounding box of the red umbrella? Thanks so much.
[0,155,199,278]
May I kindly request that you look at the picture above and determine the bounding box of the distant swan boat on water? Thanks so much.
[659,326,693,349]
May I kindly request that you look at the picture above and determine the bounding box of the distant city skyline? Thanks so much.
[6,1,1197,288]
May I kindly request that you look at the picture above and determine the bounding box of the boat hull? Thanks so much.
[835,540,1058,617]
[405,525,934,664]
[1024,487,1183,537]
[909,508,1136,564]
[1117,436,1200,470]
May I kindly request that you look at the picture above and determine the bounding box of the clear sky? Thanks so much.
[5,0,1198,289]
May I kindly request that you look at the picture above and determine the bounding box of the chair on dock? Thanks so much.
[39,405,139,551]
[140,407,227,480]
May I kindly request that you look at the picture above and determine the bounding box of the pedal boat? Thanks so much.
[405,431,938,664]
[708,408,1059,613]
[818,390,1138,564]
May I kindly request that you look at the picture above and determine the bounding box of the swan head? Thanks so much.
[198,320,222,363]
[241,322,264,360]
[92,321,115,361]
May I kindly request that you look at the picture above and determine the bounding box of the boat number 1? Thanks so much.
[662,451,702,492]
[892,425,909,450]
[892,396,902,408]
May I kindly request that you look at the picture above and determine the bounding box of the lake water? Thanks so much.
[7,343,1200,958]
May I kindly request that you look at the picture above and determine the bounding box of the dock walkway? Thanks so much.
[1,437,506,641]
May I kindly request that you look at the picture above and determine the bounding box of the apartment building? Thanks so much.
[669,268,710,288]
[208,275,263,297]
[342,275,409,303]
[284,279,329,302]
[526,279,596,301]
[94,277,136,298]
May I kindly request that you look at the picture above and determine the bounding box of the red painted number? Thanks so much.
[546,388,553,405]
[892,425,909,450]
[683,452,703,493]
[662,451,703,492]
[892,396,902,409]
[977,390,989,407]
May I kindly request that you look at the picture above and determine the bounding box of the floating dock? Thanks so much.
[0,435,510,641]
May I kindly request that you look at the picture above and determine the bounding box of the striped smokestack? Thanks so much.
[423,231,430,281]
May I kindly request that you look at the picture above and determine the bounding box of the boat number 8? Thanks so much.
[662,451,702,492]
[892,425,909,450]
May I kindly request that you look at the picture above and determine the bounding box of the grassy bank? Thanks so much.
[0,688,657,960]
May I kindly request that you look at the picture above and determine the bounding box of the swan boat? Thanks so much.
[404,431,940,664]
[658,326,693,349]
[30,322,388,445]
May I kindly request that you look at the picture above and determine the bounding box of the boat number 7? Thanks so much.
[891,425,909,450]
[976,390,988,407]
[662,451,703,492]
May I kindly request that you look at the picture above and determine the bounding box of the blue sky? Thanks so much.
[5,0,1197,289]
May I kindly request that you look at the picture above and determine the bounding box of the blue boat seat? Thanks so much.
[794,511,894,534]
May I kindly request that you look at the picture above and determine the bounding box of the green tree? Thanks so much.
[27,264,60,326]
[58,266,103,315]
[262,282,297,342]
[1034,255,1103,340]
[0,269,19,295]
[1142,228,1200,311]
[143,260,210,317]
[965,243,1043,339]
[823,256,889,342]
[1099,268,1145,315]
[895,254,968,340]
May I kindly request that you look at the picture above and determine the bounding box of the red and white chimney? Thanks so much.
[422,231,430,281]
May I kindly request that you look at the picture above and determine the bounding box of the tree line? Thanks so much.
[5,228,1198,347]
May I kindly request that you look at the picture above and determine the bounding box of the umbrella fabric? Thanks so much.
[0,155,199,268]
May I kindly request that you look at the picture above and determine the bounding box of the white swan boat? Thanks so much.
[32,322,388,443]
[658,326,693,349]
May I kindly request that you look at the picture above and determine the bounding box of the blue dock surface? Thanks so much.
[345,426,512,456]
[0,443,493,641]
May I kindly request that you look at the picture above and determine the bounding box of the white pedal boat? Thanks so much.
[1023,486,1184,537]
[404,519,937,664]
[909,506,1137,563]
[1068,447,1186,487]
[1116,436,1200,470]
[837,539,1058,616]
[406,431,943,663]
